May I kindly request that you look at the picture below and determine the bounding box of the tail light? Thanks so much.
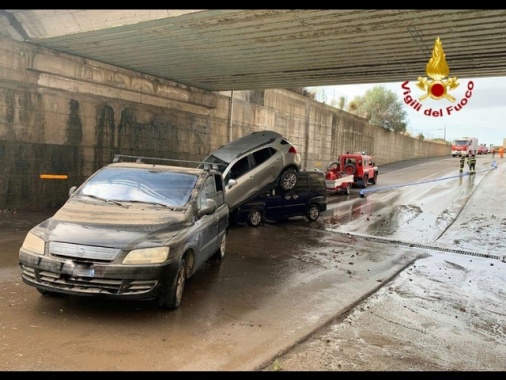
[288,146,298,154]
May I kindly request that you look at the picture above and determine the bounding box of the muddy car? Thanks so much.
[234,170,327,227]
[200,130,302,212]
[18,155,229,310]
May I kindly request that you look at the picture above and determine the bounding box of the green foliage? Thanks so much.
[346,85,408,133]
[286,87,316,99]
[430,138,449,144]
[418,133,425,140]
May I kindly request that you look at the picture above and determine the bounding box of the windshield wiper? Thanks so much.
[126,200,178,209]
[82,194,129,208]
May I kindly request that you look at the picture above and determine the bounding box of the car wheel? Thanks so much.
[158,258,186,310]
[370,173,378,185]
[306,203,320,221]
[344,183,351,195]
[280,169,298,190]
[210,232,227,262]
[343,164,356,175]
[247,209,263,227]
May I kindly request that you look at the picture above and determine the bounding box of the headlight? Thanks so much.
[21,233,45,255]
[122,247,170,265]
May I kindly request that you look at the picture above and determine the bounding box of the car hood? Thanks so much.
[34,200,190,248]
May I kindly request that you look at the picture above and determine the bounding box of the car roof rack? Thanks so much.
[112,154,219,171]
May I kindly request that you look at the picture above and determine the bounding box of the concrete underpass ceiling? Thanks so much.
[1,9,506,92]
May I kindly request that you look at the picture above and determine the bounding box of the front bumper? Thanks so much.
[19,249,179,300]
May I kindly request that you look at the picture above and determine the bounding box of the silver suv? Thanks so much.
[19,155,229,310]
[201,130,302,211]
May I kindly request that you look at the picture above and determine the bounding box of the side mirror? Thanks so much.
[68,186,77,198]
[198,198,217,218]
[227,179,237,189]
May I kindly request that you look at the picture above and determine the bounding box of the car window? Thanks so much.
[308,173,325,190]
[201,154,229,174]
[213,173,225,207]
[197,173,226,208]
[252,147,275,166]
[228,156,251,180]
[198,176,217,208]
[293,175,309,191]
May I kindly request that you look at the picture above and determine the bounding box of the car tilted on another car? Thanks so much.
[18,155,229,310]
[200,130,302,213]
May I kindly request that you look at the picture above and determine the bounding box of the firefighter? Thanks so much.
[467,153,477,174]
[459,154,466,173]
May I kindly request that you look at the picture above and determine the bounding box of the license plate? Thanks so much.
[74,267,95,278]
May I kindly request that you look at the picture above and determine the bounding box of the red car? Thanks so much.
[477,145,488,155]
[339,153,378,188]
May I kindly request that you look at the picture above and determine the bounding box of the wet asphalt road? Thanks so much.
[0,155,503,371]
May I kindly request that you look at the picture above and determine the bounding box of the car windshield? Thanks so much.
[76,167,198,207]
[201,154,229,174]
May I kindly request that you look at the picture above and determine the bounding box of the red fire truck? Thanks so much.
[451,137,478,157]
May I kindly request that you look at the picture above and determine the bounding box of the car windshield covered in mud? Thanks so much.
[19,155,229,310]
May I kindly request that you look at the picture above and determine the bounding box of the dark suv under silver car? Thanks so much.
[235,170,327,227]
[201,130,302,212]
[18,155,229,310]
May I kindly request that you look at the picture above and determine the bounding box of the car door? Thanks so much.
[251,147,279,185]
[224,155,253,208]
[284,174,310,216]
[194,175,220,266]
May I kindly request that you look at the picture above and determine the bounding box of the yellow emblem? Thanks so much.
[416,37,459,102]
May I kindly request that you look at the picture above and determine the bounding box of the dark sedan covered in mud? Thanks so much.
[19,155,229,310]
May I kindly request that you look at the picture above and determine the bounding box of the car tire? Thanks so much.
[343,164,356,175]
[209,232,227,262]
[370,172,378,185]
[247,209,263,227]
[327,161,340,171]
[158,257,186,310]
[306,203,320,221]
[280,169,298,190]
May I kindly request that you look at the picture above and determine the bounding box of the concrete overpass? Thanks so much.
[1,9,505,92]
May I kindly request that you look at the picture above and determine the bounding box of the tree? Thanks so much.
[346,85,408,133]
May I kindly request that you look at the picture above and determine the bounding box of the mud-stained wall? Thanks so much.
[0,37,449,211]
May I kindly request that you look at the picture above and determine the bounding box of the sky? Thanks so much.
[311,76,506,147]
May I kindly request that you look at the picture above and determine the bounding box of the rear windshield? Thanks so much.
[201,154,229,174]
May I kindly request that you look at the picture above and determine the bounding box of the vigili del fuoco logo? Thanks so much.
[400,37,474,118]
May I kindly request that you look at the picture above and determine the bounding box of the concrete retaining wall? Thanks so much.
[0,37,449,211]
